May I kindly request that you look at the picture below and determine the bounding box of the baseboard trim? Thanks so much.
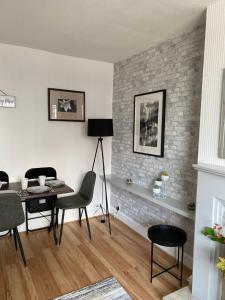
[112,209,193,269]
[17,205,102,233]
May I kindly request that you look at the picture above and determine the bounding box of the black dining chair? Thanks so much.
[55,171,96,244]
[0,171,9,186]
[0,171,12,237]
[25,167,57,233]
[0,192,26,266]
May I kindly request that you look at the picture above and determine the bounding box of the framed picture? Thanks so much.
[0,95,16,108]
[48,88,85,122]
[133,90,166,157]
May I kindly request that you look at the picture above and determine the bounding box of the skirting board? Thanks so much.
[111,208,193,269]
[16,205,102,233]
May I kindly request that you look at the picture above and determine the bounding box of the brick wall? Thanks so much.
[111,26,205,256]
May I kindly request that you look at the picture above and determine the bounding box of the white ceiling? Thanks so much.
[0,0,215,63]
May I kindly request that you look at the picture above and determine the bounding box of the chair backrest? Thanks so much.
[79,171,96,205]
[25,167,57,213]
[0,171,9,183]
[25,167,57,180]
[0,193,24,232]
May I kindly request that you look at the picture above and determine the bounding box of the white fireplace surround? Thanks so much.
[192,163,225,300]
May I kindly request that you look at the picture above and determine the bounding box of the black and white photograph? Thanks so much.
[58,99,77,113]
[48,88,85,122]
[133,90,166,157]
[139,101,159,147]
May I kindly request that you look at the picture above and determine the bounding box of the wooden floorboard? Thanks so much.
[0,217,191,300]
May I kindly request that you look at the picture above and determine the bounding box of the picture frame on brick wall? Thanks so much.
[133,90,166,157]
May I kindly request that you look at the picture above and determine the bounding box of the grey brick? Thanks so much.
[111,25,205,256]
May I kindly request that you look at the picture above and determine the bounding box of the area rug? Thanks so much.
[53,277,131,300]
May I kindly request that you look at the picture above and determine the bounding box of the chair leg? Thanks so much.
[56,208,59,228]
[13,229,17,250]
[48,206,54,233]
[14,228,26,267]
[84,207,91,240]
[79,208,83,227]
[59,209,65,245]
[25,204,29,234]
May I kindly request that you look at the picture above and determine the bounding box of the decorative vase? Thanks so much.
[161,175,169,181]
[153,186,161,198]
[155,180,162,187]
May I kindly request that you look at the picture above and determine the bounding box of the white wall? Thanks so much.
[193,166,225,300]
[0,43,113,230]
[198,0,225,166]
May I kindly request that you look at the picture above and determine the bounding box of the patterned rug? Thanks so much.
[53,277,131,300]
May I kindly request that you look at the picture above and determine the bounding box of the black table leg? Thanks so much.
[150,242,154,282]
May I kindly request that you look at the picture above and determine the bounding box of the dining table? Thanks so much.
[0,180,74,244]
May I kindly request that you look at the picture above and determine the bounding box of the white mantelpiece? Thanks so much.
[193,163,225,178]
[192,163,225,300]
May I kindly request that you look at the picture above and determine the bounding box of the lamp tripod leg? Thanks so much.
[92,139,100,171]
[99,138,111,235]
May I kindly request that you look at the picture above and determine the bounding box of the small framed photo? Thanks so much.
[133,90,166,157]
[48,88,85,122]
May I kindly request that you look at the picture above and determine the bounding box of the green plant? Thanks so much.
[203,225,225,244]
[203,224,225,277]
[156,177,162,181]
[162,171,169,176]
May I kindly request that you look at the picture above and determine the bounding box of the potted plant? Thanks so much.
[161,171,169,181]
[126,178,133,185]
[155,177,162,187]
[203,224,225,277]
[153,185,161,196]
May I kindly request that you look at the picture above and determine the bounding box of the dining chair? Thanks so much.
[0,171,9,185]
[24,167,57,233]
[0,192,26,266]
[0,171,12,237]
[55,171,96,244]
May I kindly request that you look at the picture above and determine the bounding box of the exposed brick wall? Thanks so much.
[111,25,205,256]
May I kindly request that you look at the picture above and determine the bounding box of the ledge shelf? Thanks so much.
[101,174,195,221]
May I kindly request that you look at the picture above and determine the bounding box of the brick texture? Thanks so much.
[111,26,205,256]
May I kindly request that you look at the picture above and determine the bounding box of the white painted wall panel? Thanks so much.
[198,0,225,166]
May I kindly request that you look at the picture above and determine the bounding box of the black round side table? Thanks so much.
[147,224,187,287]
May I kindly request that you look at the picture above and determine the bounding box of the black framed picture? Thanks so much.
[133,90,166,157]
[48,88,85,122]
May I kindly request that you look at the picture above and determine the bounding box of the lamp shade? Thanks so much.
[88,119,113,137]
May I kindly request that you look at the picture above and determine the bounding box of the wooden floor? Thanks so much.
[0,217,191,300]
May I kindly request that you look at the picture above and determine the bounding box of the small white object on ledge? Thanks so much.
[161,174,169,181]
[153,186,161,196]
[155,179,162,186]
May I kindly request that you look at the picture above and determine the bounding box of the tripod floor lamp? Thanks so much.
[88,119,113,234]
